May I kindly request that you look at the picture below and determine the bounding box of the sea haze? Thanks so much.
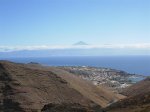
[1,56,150,76]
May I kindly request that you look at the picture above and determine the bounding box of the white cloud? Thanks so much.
[0,43,150,52]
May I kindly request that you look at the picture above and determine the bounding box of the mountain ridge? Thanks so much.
[73,41,89,45]
[59,66,144,93]
[0,60,123,112]
[105,77,150,112]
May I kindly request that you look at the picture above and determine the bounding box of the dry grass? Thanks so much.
[0,61,105,111]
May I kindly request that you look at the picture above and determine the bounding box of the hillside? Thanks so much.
[60,66,144,93]
[0,61,123,112]
[121,77,150,96]
[26,63,124,108]
[105,78,150,112]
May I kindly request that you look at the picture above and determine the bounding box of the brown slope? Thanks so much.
[26,63,125,108]
[0,61,104,112]
[121,77,150,96]
[105,78,150,112]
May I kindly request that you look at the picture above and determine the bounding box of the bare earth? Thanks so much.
[0,61,121,112]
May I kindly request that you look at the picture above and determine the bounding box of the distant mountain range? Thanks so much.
[1,48,150,58]
[0,42,149,58]
[73,41,88,45]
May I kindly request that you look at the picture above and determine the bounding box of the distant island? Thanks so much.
[73,41,89,45]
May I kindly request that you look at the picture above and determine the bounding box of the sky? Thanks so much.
[0,0,150,47]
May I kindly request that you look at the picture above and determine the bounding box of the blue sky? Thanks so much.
[0,0,150,46]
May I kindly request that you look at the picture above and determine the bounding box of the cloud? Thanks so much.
[0,43,150,52]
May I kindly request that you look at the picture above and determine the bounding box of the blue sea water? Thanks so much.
[1,56,150,76]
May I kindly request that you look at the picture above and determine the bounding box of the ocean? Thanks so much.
[1,56,150,76]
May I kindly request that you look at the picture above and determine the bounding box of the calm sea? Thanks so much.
[1,56,150,76]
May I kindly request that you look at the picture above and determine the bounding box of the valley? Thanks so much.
[0,61,149,112]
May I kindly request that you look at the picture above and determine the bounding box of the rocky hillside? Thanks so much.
[121,77,150,96]
[60,66,144,93]
[105,78,150,112]
[0,61,124,112]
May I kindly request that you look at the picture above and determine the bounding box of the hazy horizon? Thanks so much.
[0,0,150,55]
